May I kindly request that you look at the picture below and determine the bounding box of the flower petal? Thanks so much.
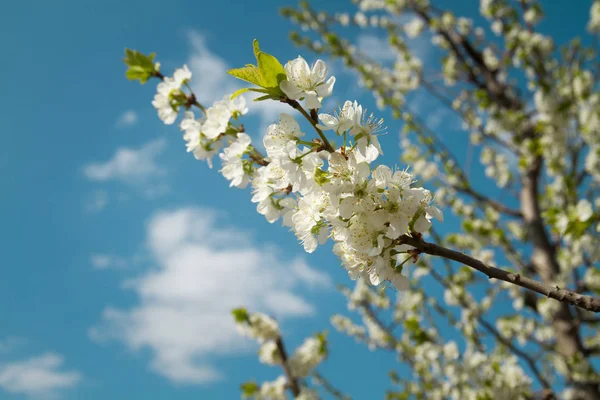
[280,80,303,99]
[316,76,336,97]
[311,59,328,82]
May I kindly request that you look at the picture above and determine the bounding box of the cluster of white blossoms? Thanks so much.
[152,65,192,125]
[151,54,443,292]
[179,94,249,169]
[331,278,534,399]
[234,310,280,343]
[233,308,326,399]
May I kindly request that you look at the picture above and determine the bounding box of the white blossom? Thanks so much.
[288,336,326,377]
[280,56,336,109]
[235,312,280,343]
[258,341,282,365]
[152,65,191,124]
[219,132,253,188]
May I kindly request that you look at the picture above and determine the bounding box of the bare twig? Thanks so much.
[398,235,600,313]
[275,337,301,397]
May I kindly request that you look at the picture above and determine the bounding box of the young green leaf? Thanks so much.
[227,39,287,98]
[123,49,158,84]
[231,307,249,323]
[227,65,263,86]
[240,381,259,398]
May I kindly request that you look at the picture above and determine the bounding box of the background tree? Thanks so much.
[125,0,600,399]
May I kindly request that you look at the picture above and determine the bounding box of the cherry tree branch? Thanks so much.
[284,98,335,153]
[398,234,600,313]
[311,371,351,400]
[274,336,301,397]
[427,267,552,390]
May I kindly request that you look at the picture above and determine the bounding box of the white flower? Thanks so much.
[292,192,329,253]
[298,152,326,195]
[219,132,252,188]
[404,18,425,38]
[317,100,357,134]
[280,56,336,109]
[264,113,305,159]
[152,65,191,124]
[575,199,593,222]
[202,95,248,140]
[180,111,222,168]
[235,312,280,343]
[589,1,600,32]
[258,341,282,365]
[349,103,385,156]
[259,376,287,400]
[443,342,459,360]
[251,164,296,224]
[288,337,326,377]
[297,389,320,400]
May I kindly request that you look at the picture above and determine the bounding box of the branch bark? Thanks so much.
[275,337,301,397]
[398,234,600,313]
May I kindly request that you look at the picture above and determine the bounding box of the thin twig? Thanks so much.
[398,235,600,313]
[275,337,301,397]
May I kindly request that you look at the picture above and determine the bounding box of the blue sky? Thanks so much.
[0,0,594,399]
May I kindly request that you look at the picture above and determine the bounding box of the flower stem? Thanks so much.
[284,99,335,153]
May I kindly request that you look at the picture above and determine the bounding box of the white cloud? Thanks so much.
[90,207,330,385]
[184,31,290,137]
[90,254,128,270]
[82,139,168,197]
[83,190,109,213]
[357,34,396,63]
[186,32,237,105]
[116,110,138,128]
[410,92,457,131]
[83,138,166,183]
[0,353,81,400]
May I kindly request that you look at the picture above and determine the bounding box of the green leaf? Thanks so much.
[240,381,259,398]
[404,318,419,332]
[231,308,249,323]
[253,39,261,60]
[228,40,286,97]
[232,88,271,100]
[253,94,274,102]
[125,68,148,82]
[230,88,251,99]
[316,330,328,355]
[123,49,158,84]
[257,51,286,88]
[227,65,263,86]
[388,371,400,384]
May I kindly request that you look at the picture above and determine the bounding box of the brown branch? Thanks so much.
[584,345,600,357]
[453,185,523,218]
[398,234,600,313]
[275,336,301,397]
[428,267,551,389]
[284,98,335,153]
[311,371,351,400]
